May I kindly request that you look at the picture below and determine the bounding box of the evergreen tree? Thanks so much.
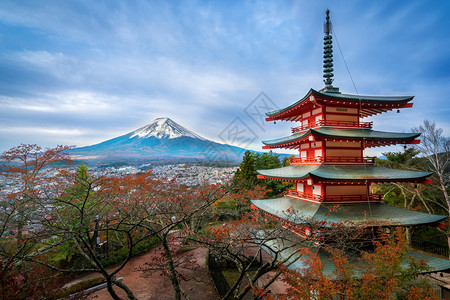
[232,150,290,197]
[233,151,258,189]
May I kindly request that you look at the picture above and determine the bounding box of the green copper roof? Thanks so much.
[262,128,420,146]
[258,231,450,277]
[266,89,414,117]
[257,165,432,181]
[251,197,445,227]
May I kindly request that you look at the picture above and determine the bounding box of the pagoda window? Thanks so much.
[300,151,307,158]
[314,149,322,157]
[315,115,323,124]
[300,143,310,149]
[302,119,308,127]
[302,112,311,119]
[312,184,322,196]
[296,182,304,193]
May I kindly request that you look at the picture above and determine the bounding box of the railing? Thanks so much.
[290,156,376,164]
[208,251,230,296]
[292,120,373,133]
[287,189,382,203]
[287,190,323,202]
[411,239,449,258]
[325,194,382,202]
[289,156,324,164]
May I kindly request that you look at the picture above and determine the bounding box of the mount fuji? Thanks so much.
[70,117,246,163]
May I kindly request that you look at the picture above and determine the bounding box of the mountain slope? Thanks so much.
[70,117,246,162]
[130,117,205,140]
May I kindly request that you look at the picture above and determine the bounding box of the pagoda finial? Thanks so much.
[321,9,339,93]
[323,10,334,87]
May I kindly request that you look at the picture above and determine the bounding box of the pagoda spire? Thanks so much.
[321,9,339,93]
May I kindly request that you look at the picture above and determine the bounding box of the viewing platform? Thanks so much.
[289,156,376,165]
[286,189,382,203]
[291,120,373,133]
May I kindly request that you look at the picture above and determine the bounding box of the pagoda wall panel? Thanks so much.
[326,113,358,122]
[326,185,366,195]
[303,184,313,195]
[326,149,361,157]
[313,141,322,148]
[325,107,358,114]
[300,143,309,149]
[312,107,322,115]
[326,141,361,148]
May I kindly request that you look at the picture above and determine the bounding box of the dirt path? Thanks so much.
[68,245,218,299]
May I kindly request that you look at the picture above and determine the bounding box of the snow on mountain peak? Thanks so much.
[130,117,206,140]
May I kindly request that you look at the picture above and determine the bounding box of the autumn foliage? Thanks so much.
[0,144,443,300]
[276,228,438,300]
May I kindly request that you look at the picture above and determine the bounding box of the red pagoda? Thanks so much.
[251,10,450,274]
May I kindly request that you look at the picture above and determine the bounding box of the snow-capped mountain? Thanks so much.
[130,117,205,140]
[70,117,245,163]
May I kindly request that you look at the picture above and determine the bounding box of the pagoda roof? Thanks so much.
[251,197,445,227]
[262,128,420,149]
[257,165,432,182]
[258,231,450,277]
[266,89,414,121]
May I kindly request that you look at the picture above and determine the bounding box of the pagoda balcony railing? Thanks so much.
[287,190,382,203]
[292,120,373,133]
[287,190,323,202]
[290,156,376,164]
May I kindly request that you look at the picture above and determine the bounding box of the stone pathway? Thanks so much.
[66,245,217,299]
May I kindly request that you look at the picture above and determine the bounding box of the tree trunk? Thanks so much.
[405,227,411,246]
[105,278,123,300]
[161,235,182,300]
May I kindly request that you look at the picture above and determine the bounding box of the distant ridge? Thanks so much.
[70,117,246,163]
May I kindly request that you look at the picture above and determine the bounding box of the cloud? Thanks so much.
[0,0,449,155]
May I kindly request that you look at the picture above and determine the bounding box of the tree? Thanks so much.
[373,147,447,247]
[51,167,228,300]
[413,120,450,205]
[413,120,450,256]
[0,144,72,298]
[376,148,432,212]
[278,228,437,300]
[193,204,370,300]
[233,151,258,190]
[233,151,289,197]
[130,179,228,300]
[1,144,230,299]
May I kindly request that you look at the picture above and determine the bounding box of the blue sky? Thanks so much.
[0,0,449,156]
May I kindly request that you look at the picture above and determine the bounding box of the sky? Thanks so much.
[0,0,449,156]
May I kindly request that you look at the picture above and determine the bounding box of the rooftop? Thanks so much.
[257,165,432,182]
[251,197,445,227]
[262,127,420,149]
